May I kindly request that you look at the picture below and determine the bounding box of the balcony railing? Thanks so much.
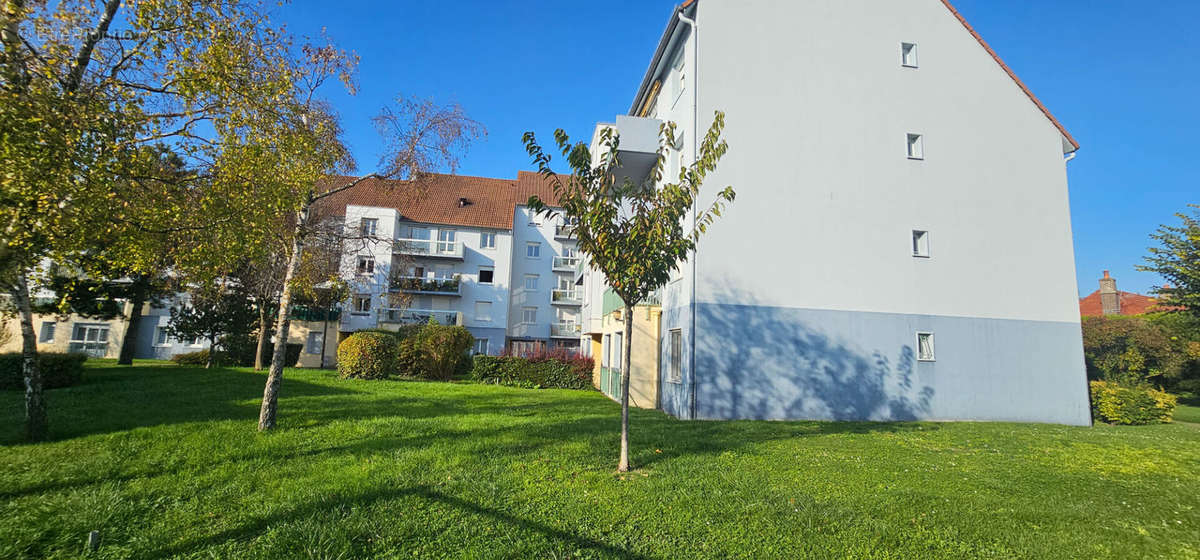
[379,308,461,326]
[552,256,579,271]
[390,275,461,295]
[392,237,464,259]
[289,305,341,322]
[554,224,576,239]
[550,322,581,338]
[551,289,582,306]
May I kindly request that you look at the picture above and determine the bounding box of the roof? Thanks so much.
[1079,290,1162,317]
[515,171,570,207]
[317,173,518,230]
[630,1,1079,153]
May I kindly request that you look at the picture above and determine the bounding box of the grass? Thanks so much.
[1,362,1198,559]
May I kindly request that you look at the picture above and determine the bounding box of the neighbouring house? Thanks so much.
[315,172,581,357]
[577,254,663,408]
[1079,271,1162,317]
[577,0,1090,425]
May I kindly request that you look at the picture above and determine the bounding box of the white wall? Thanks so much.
[507,205,580,346]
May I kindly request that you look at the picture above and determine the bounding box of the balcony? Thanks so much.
[554,224,576,240]
[610,115,663,188]
[550,322,581,338]
[551,289,582,306]
[288,305,341,322]
[379,308,462,326]
[552,256,579,272]
[392,237,463,260]
[390,275,461,296]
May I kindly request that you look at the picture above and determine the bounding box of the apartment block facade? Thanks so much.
[582,0,1091,425]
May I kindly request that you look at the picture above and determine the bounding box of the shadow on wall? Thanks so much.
[694,279,934,421]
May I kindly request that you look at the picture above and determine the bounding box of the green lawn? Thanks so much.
[2,362,1198,559]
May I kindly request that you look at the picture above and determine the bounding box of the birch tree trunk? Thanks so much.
[11,271,47,441]
[618,303,634,472]
[254,303,269,371]
[258,211,306,430]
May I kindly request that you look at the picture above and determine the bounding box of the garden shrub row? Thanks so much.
[470,350,594,390]
[0,352,87,390]
[171,343,301,368]
[1089,380,1176,425]
[337,322,473,380]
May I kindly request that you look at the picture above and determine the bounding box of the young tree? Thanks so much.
[168,283,257,369]
[523,113,736,471]
[1140,204,1200,317]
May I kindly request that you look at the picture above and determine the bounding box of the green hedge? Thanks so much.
[1090,380,1177,425]
[337,332,399,380]
[470,355,593,390]
[0,352,87,390]
[171,344,301,368]
[399,323,474,380]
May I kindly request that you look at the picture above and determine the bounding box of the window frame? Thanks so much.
[352,294,371,315]
[360,217,378,237]
[916,332,936,362]
[478,267,494,284]
[38,321,56,344]
[522,306,537,324]
[474,338,489,355]
[669,328,682,384]
[901,42,919,68]
[912,230,931,258]
[474,300,492,322]
[154,326,171,347]
[524,274,539,291]
[479,231,496,250]
[906,133,925,160]
[356,255,375,275]
[306,331,324,354]
[526,242,541,258]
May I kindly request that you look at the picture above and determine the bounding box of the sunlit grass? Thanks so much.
[1,361,1198,559]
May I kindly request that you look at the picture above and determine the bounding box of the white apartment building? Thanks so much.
[320,172,580,355]
[582,0,1091,425]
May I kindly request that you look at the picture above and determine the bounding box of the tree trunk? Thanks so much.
[117,277,147,366]
[11,271,47,442]
[319,316,329,368]
[618,303,634,472]
[254,303,269,371]
[205,332,215,369]
[258,213,306,431]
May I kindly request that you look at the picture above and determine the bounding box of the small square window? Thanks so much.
[902,42,918,68]
[480,232,496,249]
[917,332,935,361]
[306,331,323,354]
[154,327,170,346]
[38,321,56,343]
[475,301,492,322]
[526,242,541,258]
[478,268,494,284]
[524,274,539,291]
[356,256,375,275]
[353,295,371,314]
[474,338,489,355]
[906,133,924,160]
[912,230,931,258]
[360,218,378,237]
[522,307,537,324]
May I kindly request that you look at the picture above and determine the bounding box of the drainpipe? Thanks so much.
[676,9,699,420]
[1064,152,1077,164]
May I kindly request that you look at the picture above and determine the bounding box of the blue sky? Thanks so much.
[276,0,1198,297]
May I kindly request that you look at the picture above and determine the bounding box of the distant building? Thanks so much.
[1079,271,1162,317]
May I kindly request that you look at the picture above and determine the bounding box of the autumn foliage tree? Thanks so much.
[523,113,736,471]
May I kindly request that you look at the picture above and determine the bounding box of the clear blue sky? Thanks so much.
[276,0,1198,298]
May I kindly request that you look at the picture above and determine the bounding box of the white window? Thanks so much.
[71,323,109,343]
[353,295,371,314]
[524,274,539,291]
[181,335,199,347]
[917,332,935,361]
[912,230,931,258]
[474,338,489,355]
[475,301,492,322]
[669,329,682,383]
[360,217,378,237]
[906,133,924,160]
[526,242,541,258]
[901,42,919,68]
[602,334,610,367]
[480,232,496,249]
[668,47,686,108]
[562,246,577,259]
[306,331,323,354]
[38,321,56,343]
[557,276,573,290]
[154,327,170,346]
[613,332,623,372]
[437,229,456,253]
[356,256,375,275]
[478,267,494,284]
[522,307,537,324]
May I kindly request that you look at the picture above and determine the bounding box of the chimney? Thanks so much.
[1099,270,1120,315]
[458,197,471,207]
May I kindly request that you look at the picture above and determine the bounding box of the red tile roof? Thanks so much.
[939,0,1079,152]
[515,170,571,207]
[316,173,518,230]
[1079,290,1162,317]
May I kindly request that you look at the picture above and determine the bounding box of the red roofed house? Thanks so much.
[1079,271,1162,317]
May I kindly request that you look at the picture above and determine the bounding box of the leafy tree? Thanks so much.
[1140,204,1200,317]
[522,113,736,471]
[1081,315,1186,388]
[168,283,257,369]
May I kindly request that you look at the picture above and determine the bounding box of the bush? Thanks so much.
[170,343,301,368]
[337,332,399,380]
[171,350,211,366]
[471,352,594,390]
[1089,380,1177,425]
[0,352,87,390]
[1082,316,1186,387]
[403,323,473,380]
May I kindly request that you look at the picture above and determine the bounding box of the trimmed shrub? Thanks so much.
[171,350,210,366]
[471,353,594,390]
[337,332,399,380]
[0,352,87,390]
[1089,380,1177,425]
[170,343,300,368]
[403,324,473,380]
